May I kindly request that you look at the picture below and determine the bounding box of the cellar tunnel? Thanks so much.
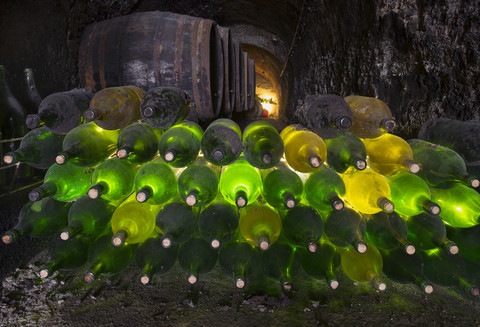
[1,0,480,325]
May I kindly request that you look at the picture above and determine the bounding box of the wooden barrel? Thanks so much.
[232,39,244,113]
[247,58,256,110]
[217,26,236,117]
[78,11,224,123]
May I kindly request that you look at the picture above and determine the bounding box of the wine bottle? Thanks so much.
[56,122,120,167]
[140,86,191,129]
[134,235,178,285]
[84,85,145,130]
[59,196,116,241]
[158,120,203,168]
[344,95,396,139]
[155,200,197,248]
[262,163,303,209]
[280,124,327,173]
[178,237,218,284]
[198,197,239,249]
[404,212,459,255]
[2,197,72,244]
[177,158,219,207]
[341,167,395,214]
[111,194,162,246]
[282,204,324,252]
[116,122,163,164]
[242,120,284,169]
[446,225,480,262]
[323,129,367,173]
[218,240,260,289]
[386,170,441,216]
[429,183,480,228]
[408,139,479,188]
[380,248,434,294]
[3,126,64,169]
[324,207,367,253]
[134,157,177,204]
[337,240,387,291]
[88,157,139,202]
[362,132,420,175]
[365,211,415,255]
[28,162,94,202]
[201,118,243,166]
[219,156,262,208]
[25,87,94,134]
[84,232,136,283]
[304,165,346,214]
[24,68,43,108]
[39,235,90,278]
[299,238,341,289]
[239,200,282,250]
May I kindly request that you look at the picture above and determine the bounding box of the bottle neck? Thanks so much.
[187,265,199,285]
[55,151,71,165]
[369,272,387,291]
[163,149,177,162]
[88,182,108,199]
[258,234,271,250]
[117,147,133,160]
[324,269,339,290]
[439,238,459,255]
[351,156,366,170]
[458,276,480,296]
[282,192,296,209]
[352,239,367,253]
[29,181,57,201]
[2,227,28,245]
[3,150,25,165]
[136,186,152,203]
[112,229,129,247]
[422,200,441,216]
[140,263,154,285]
[85,261,105,283]
[60,220,84,241]
[185,189,199,206]
[329,194,344,211]
[235,189,248,208]
[83,109,99,122]
[334,116,352,129]
[411,275,434,294]
[39,261,59,278]
[403,159,420,174]
[397,238,416,255]
[377,197,394,213]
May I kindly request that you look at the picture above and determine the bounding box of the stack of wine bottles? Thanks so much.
[3,86,480,297]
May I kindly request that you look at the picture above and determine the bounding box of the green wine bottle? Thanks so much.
[239,200,282,250]
[282,204,324,252]
[84,232,136,283]
[242,120,284,169]
[134,157,177,204]
[219,156,262,208]
[88,157,139,202]
[404,212,459,255]
[430,183,480,228]
[177,158,219,207]
[155,200,197,248]
[116,122,163,164]
[408,139,479,188]
[56,122,120,167]
[158,120,203,168]
[338,240,387,291]
[201,118,243,166]
[304,165,346,214]
[84,85,145,130]
[446,225,480,262]
[59,196,116,241]
[324,129,367,173]
[262,163,303,209]
[111,194,162,246]
[386,170,441,216]
[218,240,260,289]
[178,237,218,284]
[134,235,178,285]
[2,197,72,244]
[365,211,415,255]
[299,238,341,289]
[28,162,94,202]
[140,86,191,129]
[198,197,239,249]
[3,126,64,169]
[39,235,90,278]
[324,207,367,253]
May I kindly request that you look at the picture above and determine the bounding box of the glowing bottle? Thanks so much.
[324,129,367,173]
[134,157,177,204]
[158,121,203,167]
[304,165,346,214]
[262,163,303,209]
[177,158,219,207]
[242,120,284,169]
[201,118,243,166]
[116,122,163,164]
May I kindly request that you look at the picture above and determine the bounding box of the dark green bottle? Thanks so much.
[446,225,480,262]
[262,164,303,209]
[198,197,239,249]
[324,207,367,253]
[177,159,219,207]
[59,196,116,241]
[134,157,177,204]
[3,126,64,169]
[156,200,197,248]
[201,118,243,166]
[324,129,367,173]
[242,120,284,169]
[218,239,260,289]
[299,238,340,289]
[2,197,72,244]
[365,211,416,255]
[304,165,346,215]
[282,204,324,252]
[178,237,218,284]
[405,212,459,255]
[158,121,203,168]
[84,231,137,283]
[24,68,43,109]
[116,122,163,164]
[29,162,94,202]
[134,235,178,285]
[39,235,90,278]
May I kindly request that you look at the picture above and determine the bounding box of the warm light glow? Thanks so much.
[258,94,277,115]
